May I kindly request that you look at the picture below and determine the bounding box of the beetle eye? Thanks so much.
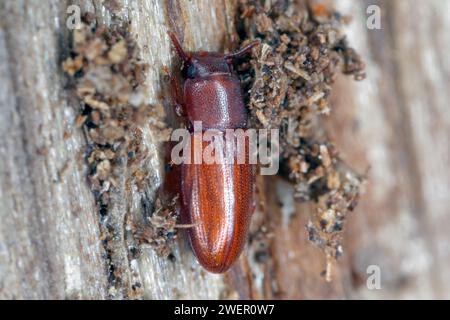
[186,64,197,78]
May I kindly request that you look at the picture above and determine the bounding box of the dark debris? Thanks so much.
[135,197,179,258]
[63,19,175,296]
[236,0,366,277]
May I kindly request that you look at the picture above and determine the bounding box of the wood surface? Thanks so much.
[0,0,449,299]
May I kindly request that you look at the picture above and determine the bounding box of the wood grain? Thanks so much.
[0,0,449,299]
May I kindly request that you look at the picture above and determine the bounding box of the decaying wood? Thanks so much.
[331,0,450,299]
[0,0,449,299]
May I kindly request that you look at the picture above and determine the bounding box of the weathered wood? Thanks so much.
[0,0,107,299]
[0,0,234,300]
[330,0,450,299]
[0,0,449,300]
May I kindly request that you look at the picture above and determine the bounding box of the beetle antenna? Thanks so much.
[225,40,260,61]
[168,31,190,62]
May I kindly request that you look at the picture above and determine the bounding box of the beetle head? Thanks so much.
[168,32,259,79]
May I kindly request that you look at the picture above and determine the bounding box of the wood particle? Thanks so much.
[237,0,366,278]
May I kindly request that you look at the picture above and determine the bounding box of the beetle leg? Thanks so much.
[251,201,256,215]
[163,65,186,117]
[169,75,185,116]
[174,103,185,117]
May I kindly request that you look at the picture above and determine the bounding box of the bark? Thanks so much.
[0,0,449,299]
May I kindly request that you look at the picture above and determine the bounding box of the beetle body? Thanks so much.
[169,33,258,273]
[181,139,254,273]
[184,73,247,130]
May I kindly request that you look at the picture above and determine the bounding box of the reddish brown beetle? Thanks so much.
[168,32,259,273]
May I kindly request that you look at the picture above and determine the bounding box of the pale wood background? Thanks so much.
[0,0,449,299]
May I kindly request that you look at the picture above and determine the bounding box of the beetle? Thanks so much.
[168,32,259,273]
